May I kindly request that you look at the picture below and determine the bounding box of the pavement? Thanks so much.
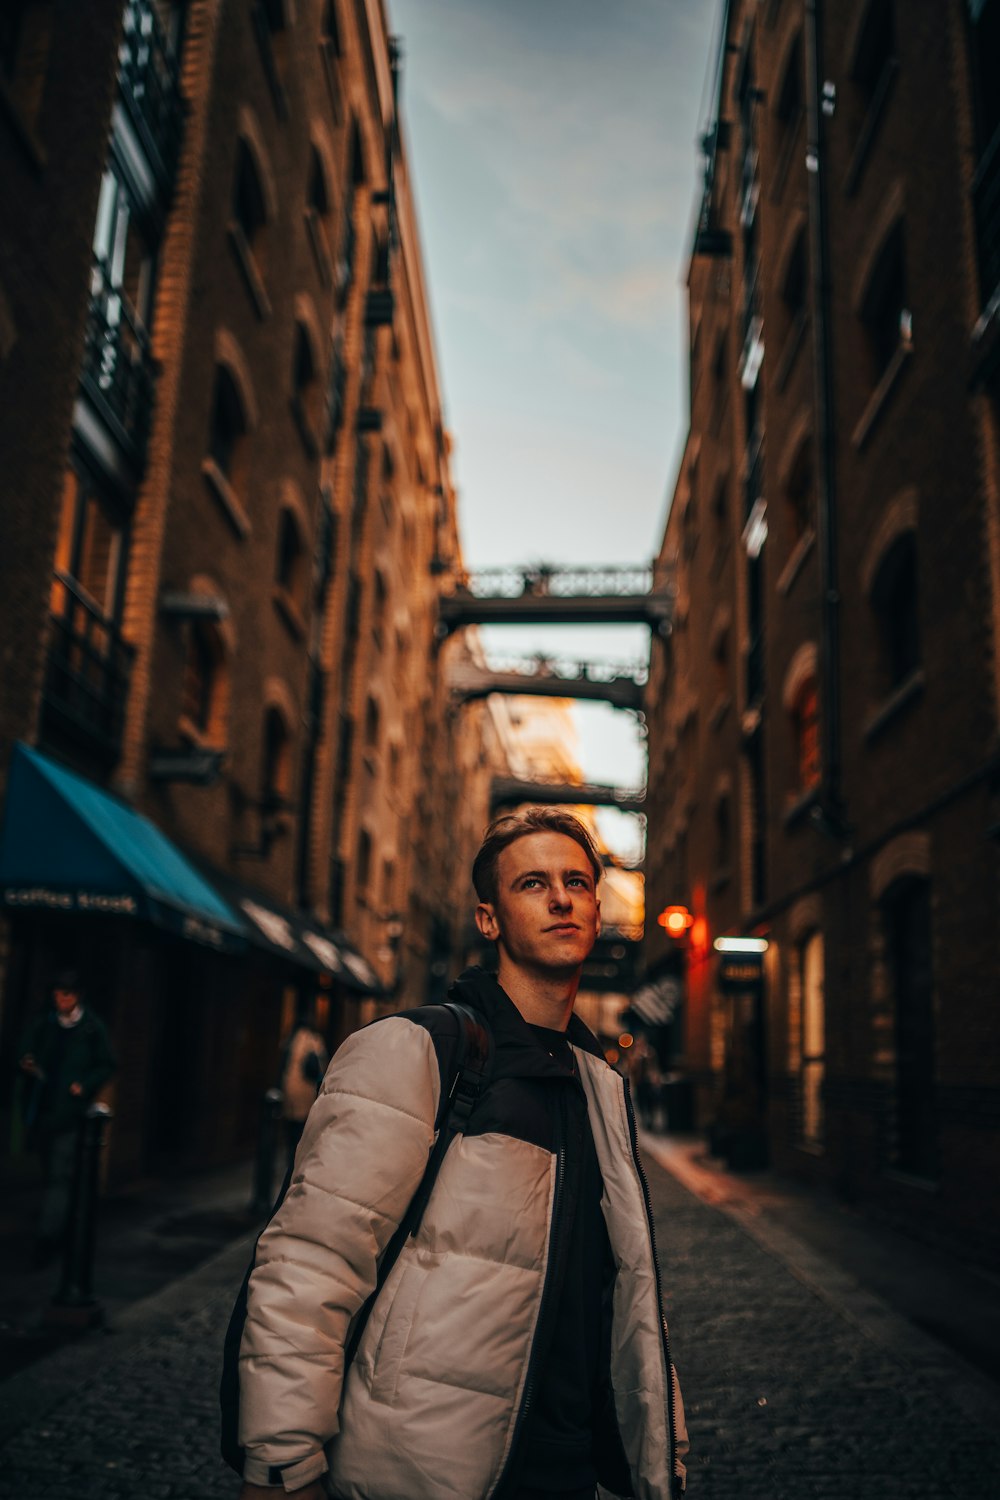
[0,1155,263,1383]
[0,1134,997,1498]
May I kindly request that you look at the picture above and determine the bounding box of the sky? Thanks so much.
[388,0,723,855]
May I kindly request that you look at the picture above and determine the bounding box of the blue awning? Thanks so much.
[0,743,245,951]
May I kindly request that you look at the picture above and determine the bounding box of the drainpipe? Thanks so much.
[804,0,847,838]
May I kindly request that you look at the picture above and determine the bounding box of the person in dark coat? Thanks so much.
[18,968,116,1264]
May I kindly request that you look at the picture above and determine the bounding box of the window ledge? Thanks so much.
[769,112,803,204]
[290,394,320,461]
[202,458,251,539]
[710,865,733,894]
[775,308,808,393]
[783,784,820,829]
[863,668,925,743]
[319,38,344,125]
[178,714,225,753]
[273,584,307,641]
[709,693,731,731]
[227,222,272,321]
[0,77,47,173]
[843,58,899,198]
[304,207,334,290]
[776,527,816,597]
[852,339,912,452]
[795,1141,825,1158]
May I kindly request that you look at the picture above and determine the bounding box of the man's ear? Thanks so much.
[475,901,500,941]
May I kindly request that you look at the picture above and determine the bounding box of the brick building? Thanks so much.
[644,0,1000,1259]
[0,1,504,1183]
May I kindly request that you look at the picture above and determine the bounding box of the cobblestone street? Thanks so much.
[0,1150,997,1499]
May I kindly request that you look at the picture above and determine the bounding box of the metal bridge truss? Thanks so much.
[490,775,647,814]
[437,563,675,635]
[449,653,648,711]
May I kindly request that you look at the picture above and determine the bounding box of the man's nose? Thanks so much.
[549,884,572,909]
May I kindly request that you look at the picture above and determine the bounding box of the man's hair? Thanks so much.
[472,807,603,905]
[52,967,82,996]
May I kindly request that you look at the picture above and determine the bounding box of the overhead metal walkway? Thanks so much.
[490,775,646,814]
[437,564,674,636]
[449,653,647,711]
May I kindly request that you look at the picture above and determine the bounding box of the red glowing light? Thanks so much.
[657,905,693,938]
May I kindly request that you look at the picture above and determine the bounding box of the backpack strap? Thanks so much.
[342,1000,493,1362]
[403,1000,494,1237]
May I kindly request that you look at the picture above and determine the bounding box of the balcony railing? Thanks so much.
[43,573,135,762]
[117,0,184,189]
[973,122,1000,319]
[81,259,156,462]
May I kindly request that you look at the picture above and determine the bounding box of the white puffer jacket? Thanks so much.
[238,973,688,1498]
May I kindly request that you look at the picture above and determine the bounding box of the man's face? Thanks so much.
[53,987,79,1016]
[476,831,600,976]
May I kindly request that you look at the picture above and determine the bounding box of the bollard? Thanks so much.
[251,1087,284,1216]
[47,1102,113,1329]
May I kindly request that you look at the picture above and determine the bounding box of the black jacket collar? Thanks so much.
[448,966,606,1081]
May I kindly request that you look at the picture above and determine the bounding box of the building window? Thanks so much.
[371,570,387,648]
[291,320,322,456]
[792,678,820,793]
[275,505,305,608]
[968,0,1000,312]
[781,226,807,333]
[798,930,825,1147]
[785,441,812,549]
[181,621,225,741]
[861,221,909,385]
[1,0,53,130]
[261,705,292,809]
[356,827,372,894]
[233,139,268,269]
[51,465,127,625]
[853,0,895,112]
[871,531,919,691]
[364,694,380,750]
[881,876,936,1177]
[772,31,804,192]
[209,366,248,487]
[305,141,336,286]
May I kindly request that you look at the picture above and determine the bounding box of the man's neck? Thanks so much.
[495,958,579,1031]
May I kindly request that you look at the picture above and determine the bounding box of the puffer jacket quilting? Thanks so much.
[238,969,688,1499]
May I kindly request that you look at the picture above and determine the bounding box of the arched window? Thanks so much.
[773,30,804,192]
[799,930,825,1147]
[861,219,909,384]
[292,320,323,454]
[261,705,292,809]
[276,505,305,608]
[364,694,380,750]
[785,438,812,549]
[209,366,248,485]
[792,677,820,793]
[181,621,225,741]
[356,827,372,894]
[233,140,267,264]
[871,531,919,691]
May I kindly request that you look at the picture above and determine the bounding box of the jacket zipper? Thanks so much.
[490,1100,566,1499]
[621,1076,683,1499]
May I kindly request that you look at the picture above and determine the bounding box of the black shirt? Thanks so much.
[518,1025,614,1493]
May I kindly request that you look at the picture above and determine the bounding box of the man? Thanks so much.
[236,808,687,1500]
[18,968,116,1264]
